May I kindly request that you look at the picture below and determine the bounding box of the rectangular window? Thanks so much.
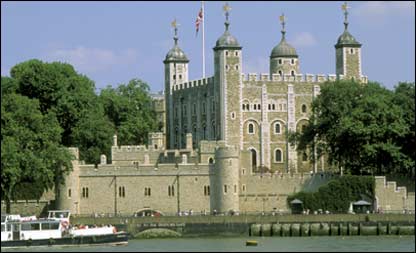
[68,189,71,198]
[242,185,246,192]
[224,185,227,194]
[234,185,237,193]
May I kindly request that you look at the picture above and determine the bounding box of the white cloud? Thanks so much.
[45,47,139,73]
[243,57,269,74]
[353,1,414,25]
[292,32,317,48]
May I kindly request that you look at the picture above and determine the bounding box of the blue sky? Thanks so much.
[1,1,415,92]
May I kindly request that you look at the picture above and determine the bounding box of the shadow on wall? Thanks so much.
[301,173,338,193]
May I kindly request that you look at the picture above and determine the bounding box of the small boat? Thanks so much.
[1,210,128,248]
[246,240,258,246]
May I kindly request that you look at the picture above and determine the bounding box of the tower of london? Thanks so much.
[56,4,392,216]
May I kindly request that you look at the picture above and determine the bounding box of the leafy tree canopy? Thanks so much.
[1,93,73,212]
[99,78,158,145]
[291,80,415,179]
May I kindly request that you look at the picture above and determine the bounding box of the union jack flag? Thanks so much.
[195,8,203,36]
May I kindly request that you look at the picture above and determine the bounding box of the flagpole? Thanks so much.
[202,1,205,78]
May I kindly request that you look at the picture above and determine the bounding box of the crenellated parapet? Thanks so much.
[172,76,214,92]
[241,73,368,83]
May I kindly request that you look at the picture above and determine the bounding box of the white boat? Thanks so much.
[1,210,128,248]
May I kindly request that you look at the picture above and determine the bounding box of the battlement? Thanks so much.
[242,73,368,84]
[172,76,214,92]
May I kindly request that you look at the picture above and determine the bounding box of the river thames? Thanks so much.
[2,236,415,252]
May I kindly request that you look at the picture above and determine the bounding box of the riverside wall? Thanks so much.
[70,214,415,237]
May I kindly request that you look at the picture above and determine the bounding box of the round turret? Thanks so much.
[269,14,300,76]
[210,145,240,214]
[213,3,242,51]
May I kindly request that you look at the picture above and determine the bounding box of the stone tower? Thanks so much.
[270,14,300,77]
[56,147,80,214]
[335,2,362,81]
[213,3,243,147]
[164,19,189,149]
[210,143,240,213]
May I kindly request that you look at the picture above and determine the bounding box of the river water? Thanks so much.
[2,236,415,252]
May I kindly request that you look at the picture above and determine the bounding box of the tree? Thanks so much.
[9,59,114,164]
[1,93,73,212]
[292,80,412,177]
[99,79,158,145]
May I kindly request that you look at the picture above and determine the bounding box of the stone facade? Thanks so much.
[53,7,413,216]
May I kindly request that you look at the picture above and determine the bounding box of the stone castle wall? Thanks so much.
[375,176,415,212]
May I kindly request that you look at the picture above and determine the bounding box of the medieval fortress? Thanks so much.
[55,4,414,215]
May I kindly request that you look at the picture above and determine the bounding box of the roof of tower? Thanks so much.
[214,3,242,50]
[270,14,298,58]
[335,2,361,48]
[164,20,189,63]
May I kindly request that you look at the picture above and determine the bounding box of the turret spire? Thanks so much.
[171,18,179,46]
[279,13,286,40]
[342,1,350,31]
[223,2,231,31]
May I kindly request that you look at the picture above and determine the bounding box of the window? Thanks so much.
[225,51,229,56]
[173,74,176,80]
[235,51,239,56]
[234,185,237,193]
[291,59,295,65]
[248,123,254,134]
[231,112,235,119]
[202,102,206,114]
[302,152,308,162]
[242,104,246,110]
[272,104,276,110]
[250,149,257,171]
[274,122,281,134]
[301,104,307,113]
[291,70,295,76]
[235,65,239,71]
[253,104,257,110]
[168,185,175,197]
[242,185,246,192]
[275,149,283,162]
[302,125,306,133]
[82,187,89,198]
[208,157,214,164]
[224,185,228,194]
[226,65,229,71]
[279,70,282,76]
[278,59,282,64]
[258,104,261,110]
[68,189,71,198]
[268,104,271,110]
[204,185,210,196]
[145,187,151,196]
[118,186,125,198]
[350,48,354,54]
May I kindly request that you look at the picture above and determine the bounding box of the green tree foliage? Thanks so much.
[99,79,158,145]
[8,59,115,164]
[291,80,414,178]
[1,93,73,212]
[287,175,375,213]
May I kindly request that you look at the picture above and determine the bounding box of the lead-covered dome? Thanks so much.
[164,44,189,63]
[270,34,298,58]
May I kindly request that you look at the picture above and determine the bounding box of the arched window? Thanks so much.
[208,157,214,164]
[250,149,257,171]
[291,70,295,76]
[242,104,245,110]
[248,123,254,134]
[278,59,282,65]
[302,104,307,113]
[291,59,295,65]
[278,70,283,76]
[275,149,283,162]
[301,125,306,133]
[302,152,308,162]
[274,122,281,134]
